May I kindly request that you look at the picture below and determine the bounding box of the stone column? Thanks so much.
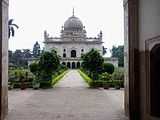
[124,0,140,119]
[0,0,9,120]
[123,0,129,117]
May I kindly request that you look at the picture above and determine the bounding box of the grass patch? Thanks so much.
[52,70,68,86]
[78,70,93,86]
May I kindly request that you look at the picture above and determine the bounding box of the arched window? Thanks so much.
[62,62,66,66]
[77,62,80,68]
[81,49,84,52]
[71,50,76,58]
[63,53,66,58]
[72,62,76,69]
[63,49,66,52]
[67,62,71,68]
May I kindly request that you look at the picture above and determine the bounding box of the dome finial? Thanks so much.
[72,8,75,16]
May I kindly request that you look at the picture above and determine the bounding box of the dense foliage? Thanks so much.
[9,49,29,68]
[102,63,115,74]
[29,51,62,88]
[79,68,124,89]
[8,68,34,89]
[9,42,41,68]
[39,51,60,75]
[80,48,123,89]
[9,50,67,89]
[81,49,104,80]
[29,62,39,75]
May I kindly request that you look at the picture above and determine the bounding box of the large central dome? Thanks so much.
[64,15,83,31]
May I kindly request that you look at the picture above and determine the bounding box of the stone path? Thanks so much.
[56,70,88,88]
[8,70,128,120]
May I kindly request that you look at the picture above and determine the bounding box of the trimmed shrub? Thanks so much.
[40,80,52,88]
[90,80,103,88]
[111,67,124,88]
[81,49,104,76]
[112,68,124,80]
[8,68,34,89]
[99,72,112,81]
[102,63,115,74]
[99,72,112,89]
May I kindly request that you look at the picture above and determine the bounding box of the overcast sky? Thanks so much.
[9,0,124,55]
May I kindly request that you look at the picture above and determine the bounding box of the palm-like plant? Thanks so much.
[8,19,19,38]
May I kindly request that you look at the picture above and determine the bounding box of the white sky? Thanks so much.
[9,0,124,55]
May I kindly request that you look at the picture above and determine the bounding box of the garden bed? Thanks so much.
[79,69,124,89]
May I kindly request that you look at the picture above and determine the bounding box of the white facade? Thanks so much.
[44,12,103,68]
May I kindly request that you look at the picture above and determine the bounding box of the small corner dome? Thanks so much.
[64,15,83,31]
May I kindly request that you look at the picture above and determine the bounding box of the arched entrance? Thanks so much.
[63,53,66,58]
[150,44,160,118]
[62,62,66,66]
[72,62,76,69]
[77,62,80,68]
[67,62,71,68]
[71,50,76,58]
[0,0,143,120]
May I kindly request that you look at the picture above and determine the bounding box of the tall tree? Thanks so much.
[81,49,104,79]
[8,19,19,38]
[11,49,28,67]
[111,45,124,67]
[23,49,32,58]
[39,51,60,80]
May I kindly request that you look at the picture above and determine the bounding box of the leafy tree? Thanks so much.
[102,63,115,74]
[8,19,19,38]
[12,49,27,67]
[9,49,30,68]
[99,72,112,81]
[29,51,60,88]
[81,49,104,80]
[29,62,41,88]
[111,45,124,67]
[39,51,60,80]
[23,49,32,58]
[29,62,40,75]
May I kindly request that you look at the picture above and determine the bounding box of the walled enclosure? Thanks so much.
[1,0,160,120]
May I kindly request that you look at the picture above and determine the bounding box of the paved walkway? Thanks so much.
[8,70,128,120]
[56,70,88,88]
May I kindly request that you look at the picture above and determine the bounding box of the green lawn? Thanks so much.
[52,70,68,87]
